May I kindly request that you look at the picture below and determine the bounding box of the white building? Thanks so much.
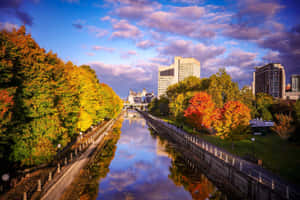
[158,56,200,98]
[128,88,155,104]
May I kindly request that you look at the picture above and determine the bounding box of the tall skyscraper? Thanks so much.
[252,63,286,98]
[158,56,200,98]
[291,74,300,92]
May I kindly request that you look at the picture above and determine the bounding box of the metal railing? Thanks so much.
[2,118,117,200]
[144,112,300,200]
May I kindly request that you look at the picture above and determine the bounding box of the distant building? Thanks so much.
[252,63,286,98]
[291,74,300,92]
[158,56,200,98]
[127,88,155,104]
[285,74,300,100]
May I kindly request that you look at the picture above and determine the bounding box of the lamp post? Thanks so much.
[57,143,61,161]
[2,173,9,192]
[251,137,255,159]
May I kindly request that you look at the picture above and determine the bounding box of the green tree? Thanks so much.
[207,68,240,108]
[255,93,274,120]
[239,86,256,117]
[166,76,203,99]
[169,91,195,121]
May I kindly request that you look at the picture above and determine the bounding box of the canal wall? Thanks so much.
[139,111,300,200]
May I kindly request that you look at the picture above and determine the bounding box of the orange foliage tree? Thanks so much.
[184,92,217,131]
[0,89,14,135]
[271,114,294,140]
[213,101,251,139]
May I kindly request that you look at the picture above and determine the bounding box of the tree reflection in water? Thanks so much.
[63,111,228,200]
[61,118,123,200]
[150,130,228,200]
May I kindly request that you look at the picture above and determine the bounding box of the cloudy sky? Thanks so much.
[1,0,300,98]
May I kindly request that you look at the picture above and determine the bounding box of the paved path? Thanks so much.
[141,111,300,199]
[41,122,114,200]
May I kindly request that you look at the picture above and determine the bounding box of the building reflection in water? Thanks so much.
[124,109,146,127]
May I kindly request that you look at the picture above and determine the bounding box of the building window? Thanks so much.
[160,69,174,76]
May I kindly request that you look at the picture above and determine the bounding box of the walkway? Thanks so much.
[142,111,300,200]
[41,120,115,200]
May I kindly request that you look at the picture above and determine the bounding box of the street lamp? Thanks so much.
[251,137,255,159]
[2,174,9,182]
[57,143,61,155]
[1,173,9,191]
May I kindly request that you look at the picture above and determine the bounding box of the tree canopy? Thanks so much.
[0,26,122,167]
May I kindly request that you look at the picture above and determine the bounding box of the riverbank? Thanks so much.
[59,117,123,200]
[1,119,113,200]
[157,114,300,186]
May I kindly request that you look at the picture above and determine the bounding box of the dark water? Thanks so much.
[96,110,227,200]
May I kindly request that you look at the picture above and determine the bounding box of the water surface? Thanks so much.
[97,110,226,200]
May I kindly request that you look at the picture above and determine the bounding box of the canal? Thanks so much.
[94,110,228,200]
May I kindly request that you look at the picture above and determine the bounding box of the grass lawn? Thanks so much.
[158,115,300,186]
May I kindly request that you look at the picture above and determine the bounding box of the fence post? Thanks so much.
[232,158,235,166]
[64,157,67,165]
[37,179,41,191]
[225,154,228,163]
[48,171,52,181]
[23,191,27,200]
[75,148,77,156]
[220,152,222,159]
[57,163,61,173]
[259,172,262,183]
[70,152,73,161]
[286,186,289,199]
[272,179,274,190]
[240,161,243,171]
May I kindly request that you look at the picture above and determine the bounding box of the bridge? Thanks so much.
[123,102,148,111]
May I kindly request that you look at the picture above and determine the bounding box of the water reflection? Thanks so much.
[97,110,227,200]
[154,134,227,200]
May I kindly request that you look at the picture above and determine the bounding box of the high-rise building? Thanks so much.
[158,56,200,97]
[252,63,286,98]
[285,74,300,100]
[291,74,300,92]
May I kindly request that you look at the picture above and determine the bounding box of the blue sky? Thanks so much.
[1,0,300,98]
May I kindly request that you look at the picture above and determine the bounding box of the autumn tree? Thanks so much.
[184,92,217,131]
[272,114,294,140]
[213,101,251,139]
[0,26,122,167]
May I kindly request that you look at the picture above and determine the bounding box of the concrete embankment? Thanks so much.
[139,111,299,200]
[40,116,119,200]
